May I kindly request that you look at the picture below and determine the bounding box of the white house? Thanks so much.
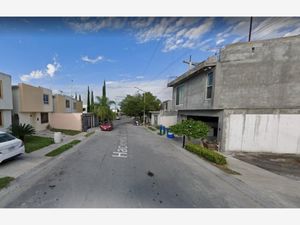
[0,72,13,131]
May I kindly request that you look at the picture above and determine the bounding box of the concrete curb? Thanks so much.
[0,131,98,207]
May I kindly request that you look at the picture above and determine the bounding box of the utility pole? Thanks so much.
[248,17,253,42]
[70,79,74,98]
[134,87,146,126]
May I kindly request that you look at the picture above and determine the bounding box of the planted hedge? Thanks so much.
[185,143,227,165]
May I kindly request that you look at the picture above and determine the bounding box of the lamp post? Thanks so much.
[134,87,146,126]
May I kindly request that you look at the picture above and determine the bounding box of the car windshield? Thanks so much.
[0,133,16,143]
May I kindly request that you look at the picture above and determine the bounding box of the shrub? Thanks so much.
[8,123,36,141]
[185,143,227,165]
[169,119,210,140]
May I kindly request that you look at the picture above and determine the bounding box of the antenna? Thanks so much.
[183,55,198,69]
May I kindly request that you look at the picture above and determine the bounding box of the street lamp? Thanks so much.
[134,87,146,126]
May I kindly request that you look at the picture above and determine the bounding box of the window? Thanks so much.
[0,133,15,143]
[0,111,2,126]
[41,113,49,124]
[66,100,70,108]
[0,80,2,98]
[206,71,214,99]
[43,94,49,104]
[176,85,184,105]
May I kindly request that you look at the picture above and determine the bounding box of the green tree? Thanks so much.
[87,86,90,112]
[102,80,106,97]
[169,120,210,147]
[120,92,161,120]
[93,81,115,122]
[91,90,94,111]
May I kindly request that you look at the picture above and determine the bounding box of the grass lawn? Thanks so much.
[46,140,81,157]
[25,136,54,153]
[85,131,95,137]
[50,128,81,136]
[0,177,14,190]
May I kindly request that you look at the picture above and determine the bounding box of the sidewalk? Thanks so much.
[144,126,300,206]
[0,131,94,178]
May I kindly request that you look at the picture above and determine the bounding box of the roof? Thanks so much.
[167,56,217,87]
[0,72,12,78]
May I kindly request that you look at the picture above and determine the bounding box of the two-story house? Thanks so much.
[12,83,53,131]
[168,56,220,138]
[0,72,13,131]
[168,35,300,154]
[53,94,83,113]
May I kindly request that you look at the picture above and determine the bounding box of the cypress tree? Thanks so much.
[87,86,90,112]
[75,92,77,100]
[91,90,94,111]
[102,80,106,98]
[79,94,81,101]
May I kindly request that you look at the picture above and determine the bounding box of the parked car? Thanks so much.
[0,131,25,163]
[99,121,113,131]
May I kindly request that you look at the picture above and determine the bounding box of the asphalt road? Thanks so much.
[4,118,283,207]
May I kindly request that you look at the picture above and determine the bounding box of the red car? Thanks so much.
[99,122,113,131]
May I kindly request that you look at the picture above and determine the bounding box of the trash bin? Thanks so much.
[54,132,62,144]
[159,125,163,135]
[167,132,175,139]
[162,126,166,135]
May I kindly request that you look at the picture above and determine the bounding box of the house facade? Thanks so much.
[150,100,178,127]
[168,35,300,154]
[0,72,13,131]
[12,83,53,131]
[53,94,83,113]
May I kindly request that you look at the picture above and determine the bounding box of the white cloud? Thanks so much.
[66,17,300,53]
[20,57,61,82]
[136,76,144,79]
[81,55,104,64]
[67,17,215,52]
[46,58,61,77]
[216,38,225,45]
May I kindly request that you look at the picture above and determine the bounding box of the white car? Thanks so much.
[0,131,25,163]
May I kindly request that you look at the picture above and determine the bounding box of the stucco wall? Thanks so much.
[18,83,53,113]
[159,115,178,128]
[53,95,82,113]
[224,113,300,154]
[0,110,12,131]
[172,68,215,111]
[49,113,82,131]
[18,112,49,132]
[0,73,13,110]
[214,35,300,109]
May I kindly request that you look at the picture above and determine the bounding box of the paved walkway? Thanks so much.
[0,131,94,178]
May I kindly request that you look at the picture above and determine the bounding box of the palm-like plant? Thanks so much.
[8,123,36,141]
[93,96,116,122]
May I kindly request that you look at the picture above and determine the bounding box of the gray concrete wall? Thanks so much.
[214,35,300,109]
[172,67,215,111]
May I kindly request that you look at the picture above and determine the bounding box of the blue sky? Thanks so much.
[1,17,300,103]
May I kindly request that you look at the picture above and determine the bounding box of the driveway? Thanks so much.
[2,118,300,208]
[230,152,300,181]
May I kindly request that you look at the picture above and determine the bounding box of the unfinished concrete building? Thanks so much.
[168,35,300,154]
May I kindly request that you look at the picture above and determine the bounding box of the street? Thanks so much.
[2,118,294,208]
